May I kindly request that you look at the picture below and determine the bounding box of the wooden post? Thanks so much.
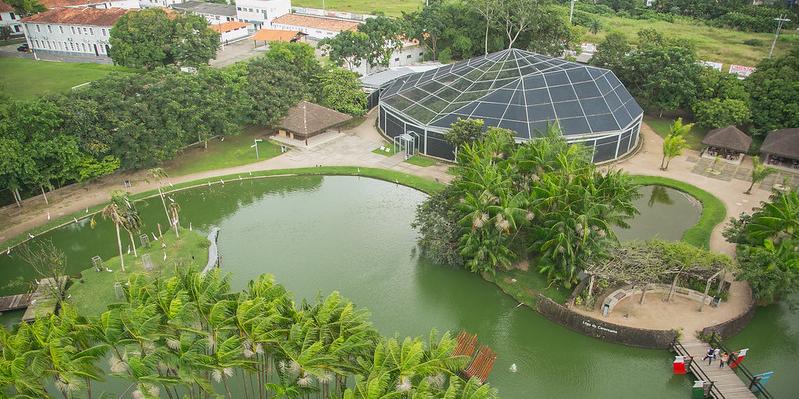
[667,273,679,302]
[157,223,163,238]
[639,284,647,305]
[699,278,712,312]
[586,274,595,302]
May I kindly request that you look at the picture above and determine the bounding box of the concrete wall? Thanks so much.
[536,295,679,349]
[236,0,290,27]
[701,290,757,340]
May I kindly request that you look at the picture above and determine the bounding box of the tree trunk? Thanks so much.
[12,188,21,207]
[86,378,92,399]
[660,154,667,170]
[667,273,679,302]
[485,22,490,54]
[115,223,125,272]
[639,284,647,304]
[745,180,755,194]
[665,157,672,170]
[159,187,172,226]
[222,373,232,399]
[128,231,138,257]
[40,185,49,205]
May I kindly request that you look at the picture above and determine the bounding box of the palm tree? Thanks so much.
[147,168,172,228]
[660,118,693,170]
[746,156,776,194]
[168,197,181,238]
[120,195,143,258]
[103,191,129,271]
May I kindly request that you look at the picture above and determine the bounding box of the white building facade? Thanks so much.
[40,0,140,10]
[235,0,289,29]
[352,41,425,76]
[139,0,182,8]
[171,1,236,23]
[0,2,23,36]
[271,13,358,41]
[211,21,249,43]
[21,8,127,57]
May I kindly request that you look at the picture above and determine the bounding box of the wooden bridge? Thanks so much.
[0,277,67,322]
[672,337,774,399]
[0,293,33,312]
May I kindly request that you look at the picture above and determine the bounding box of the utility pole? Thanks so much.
[769,14,791,59]
[569,0,577,24]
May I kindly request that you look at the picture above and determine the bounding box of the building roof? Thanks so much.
[172,1,236,17]
[701,125,752,153]
[360,64,443,89]
[760,128,799,159]
[39,0,108,9]
[0,2,14,12]
[380,48,643,139]
[251,28,303,42]
[278,101,352,136]
[22,7,128,26]
[210,21,247,33]
[271,13,359,33]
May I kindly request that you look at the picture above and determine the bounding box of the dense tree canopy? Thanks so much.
[318,68,366,116]
[745,46,799,138]
[110,9,220,69]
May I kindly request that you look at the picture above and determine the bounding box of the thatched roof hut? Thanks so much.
[276,101,352,140]
[701,125,752,153]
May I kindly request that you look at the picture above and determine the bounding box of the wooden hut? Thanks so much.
[275,101,352,141]
[701,125,752,163]
[761,128,799,170]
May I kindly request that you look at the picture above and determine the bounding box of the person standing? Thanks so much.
[720,352,729,368]
[703,348,715,365]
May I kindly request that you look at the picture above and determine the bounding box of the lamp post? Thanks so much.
[251,138,263,159]
[769,14,791,59]
[569,0,577,24]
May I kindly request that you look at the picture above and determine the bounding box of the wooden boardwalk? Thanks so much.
[21,277,68,322]
[676,338,757,399]
[0,293,33,312]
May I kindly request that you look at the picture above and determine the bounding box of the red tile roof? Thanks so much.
[21,7,128,26]
[210,21,247,33]
[39,0,105,9]
[251,28,302,42]
[0,2,14,12]
[271,14,359,33]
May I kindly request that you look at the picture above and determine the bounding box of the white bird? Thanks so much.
[248,171,252,176]
[152,232,159,241]
[28,233,34,239]
[163,252,167,261]
[6,247,10,255]
[189,223,193,231]
[127,246,131,254]
[219,179,224,185]
[207,182,211,187]
[169,182,174,187]
[47,212,51,221]
[85,207,89,213]
[509,364,517,373]
[73,217,78,223]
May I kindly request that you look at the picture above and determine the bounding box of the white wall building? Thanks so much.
[139,0,182,8]
[41,0,140,10]
[21,7,127,57]
[351,40,425,76]
[271,13,358,41]
[235,0,289,29]
[211,20,249,43]
[172,1,237,23]
[0,2,23,36]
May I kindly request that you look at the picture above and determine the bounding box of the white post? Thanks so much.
[569,0,577,24]
[769,15,790,59]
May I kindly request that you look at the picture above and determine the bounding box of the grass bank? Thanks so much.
[2,167,444,249]
[631,175,726,249]
[644,116,709,151]
[66,228,208,316]
[292,0,421,16]
[164,128,282,176]
[0,58,135,99]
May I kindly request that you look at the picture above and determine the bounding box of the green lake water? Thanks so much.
[613,185,703,242]
[0,176,795,397]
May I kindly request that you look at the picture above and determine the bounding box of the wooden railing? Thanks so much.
[672,338,727,399]
[708,335,775,399]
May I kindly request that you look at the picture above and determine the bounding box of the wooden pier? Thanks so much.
[0,293,33,312]
[673,337,773,399]
[0,277,68,322]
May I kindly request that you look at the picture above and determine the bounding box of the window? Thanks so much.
[236,6,241,10]
[84,27,88,34]
[34,39,39,47]
[59,26,63,33]
[102,28,106,36]
[394,58,399,61]
[36,25,40,32]
[71,26,75,34]
[81,43,86,51]
[71,42,75,50]
[47,25,51,32]
[406,54,412,59]
[419,52,423,56]
[14,25,20,32]
[11,13,17,20]
[89,28,93,34]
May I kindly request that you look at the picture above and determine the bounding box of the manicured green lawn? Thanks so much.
[630,175,726,249]
[372,145,398,156]
[164,129,283,176]
[66,228,208,316]
[0,57,134,99]
[404,155,437,167]
[293,0,422,16]
[644,115,709,151]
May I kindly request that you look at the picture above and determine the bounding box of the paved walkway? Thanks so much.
[678,338,757,399]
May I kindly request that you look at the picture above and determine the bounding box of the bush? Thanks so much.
[743,39,764,47]
[692,98,751,128]
[437,47,453,64]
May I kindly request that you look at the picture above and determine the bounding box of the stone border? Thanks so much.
[536,295,678,349]
[700,285,757,340]
[202,227,220,274]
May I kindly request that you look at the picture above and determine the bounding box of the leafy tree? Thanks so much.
[102,190,131,271]
[110,9,220,69]
[444,118,485,150]
[692,98,750,129]
[590,31,630,73]
[694,66,748,103]
[471,0,501,54]
[358,15,405,68]
[402,0,447,59]
[736,239,799,304]
[660,117,692,170]
[5,0,44,15]
[746,46,799,137]
[319,30,370,70]
[412,186,465,268]
[745,156,775,195]
[318,67,366,116]
[498,0,549,48]
[588,19,601,35]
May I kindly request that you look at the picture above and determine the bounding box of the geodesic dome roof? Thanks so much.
[380,48,643,138]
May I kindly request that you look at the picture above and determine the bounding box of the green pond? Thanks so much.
[0,176,794,397]
[613,185,703,242]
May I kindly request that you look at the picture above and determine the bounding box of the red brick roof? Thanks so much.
[0,1,14,12]
[271,14,359,33]
[22,7,128,26]
[39,0,105,8]
[210,21,247,33]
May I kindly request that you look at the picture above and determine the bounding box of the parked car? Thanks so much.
[17,43,30,52]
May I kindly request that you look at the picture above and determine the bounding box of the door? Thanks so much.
[93,43,99,56]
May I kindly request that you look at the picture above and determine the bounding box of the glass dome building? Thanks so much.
[377,48,643,163]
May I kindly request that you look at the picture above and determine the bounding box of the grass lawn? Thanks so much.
[164,128,283,176]
[372,144,398,156]
[644,115,709,151]
[292,0,422,16]
[66,228,208,316]
[630,175,726,249]
[0,57,134,99]
[404,154,437,167]
[581,10,798,66]
[486,266,570,306]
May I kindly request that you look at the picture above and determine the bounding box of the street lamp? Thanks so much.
[769,14,791,59]
[251,138,264,159]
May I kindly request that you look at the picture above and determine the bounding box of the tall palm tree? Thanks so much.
[660,118,693,170]
[120,195,143,258]
[746,156,776,194]
[102,191,129,271]
[147,168,172,227]
[168,197,181,238]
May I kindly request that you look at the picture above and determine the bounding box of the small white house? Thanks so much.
[41,0,140,10]
[22,7,128,57]
[0,2,23,36]
[235,0,290,30]
[351,40,425,76]
[271,13,358,41]
[211,20,249,43]
[172,1,236,24]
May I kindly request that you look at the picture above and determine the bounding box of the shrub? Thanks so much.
[743,38,764,47]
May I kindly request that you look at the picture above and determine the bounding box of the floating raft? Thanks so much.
[456,331,497,384]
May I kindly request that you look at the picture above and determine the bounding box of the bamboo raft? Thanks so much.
[455,331,497,384]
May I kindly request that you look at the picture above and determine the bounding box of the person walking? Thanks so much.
[703,348,715,365]
[720,352,729,368]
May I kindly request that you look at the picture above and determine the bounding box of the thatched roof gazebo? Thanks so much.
[761,128,799,169]
[276,101,352,141]
[701,125,751,163]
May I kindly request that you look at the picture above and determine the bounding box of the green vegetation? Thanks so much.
[67,228,207,316]
[489,267,570,305]
[293,0,421,16]
[405,155,437,167]
[372,145,398,156]
[2,267,497,398]
[165,131,282,176]
[645,116,708,150]
[0,58,132,99]
[630,175,726,249]
[660,118,693,170]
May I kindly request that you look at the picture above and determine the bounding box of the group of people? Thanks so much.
[703,347,735,368]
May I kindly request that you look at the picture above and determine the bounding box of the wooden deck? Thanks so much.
[676,338,757,399]
[0,293,33,312]
[21,276,68,322]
